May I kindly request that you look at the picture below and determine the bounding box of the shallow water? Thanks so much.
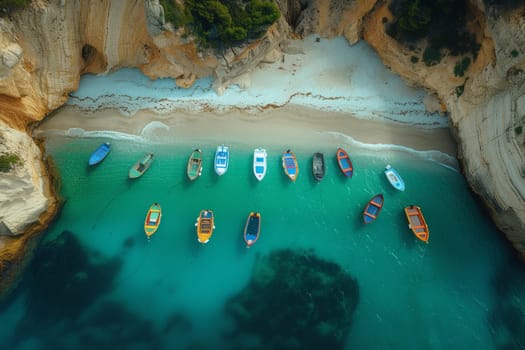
[1,137,524,350]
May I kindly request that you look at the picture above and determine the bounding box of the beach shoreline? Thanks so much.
[36,104,457,157]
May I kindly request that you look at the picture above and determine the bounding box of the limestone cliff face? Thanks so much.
[0,0,524,299]
[0,0,290,298]
[355,0,525,254]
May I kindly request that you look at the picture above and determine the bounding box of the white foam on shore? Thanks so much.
[68,36,447,128]
[324,131,459,171]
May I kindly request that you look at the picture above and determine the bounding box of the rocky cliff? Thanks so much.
[0,0,524,299]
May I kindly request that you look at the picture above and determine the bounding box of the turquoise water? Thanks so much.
[1,137,524,350]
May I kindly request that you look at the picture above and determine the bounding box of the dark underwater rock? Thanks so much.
[225,249,359,350]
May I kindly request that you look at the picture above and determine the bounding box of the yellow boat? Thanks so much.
[195,210,215,244]
[144,202,162,239]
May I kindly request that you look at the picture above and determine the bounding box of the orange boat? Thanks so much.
[404,205,429,243]
[336,147,353,177]
[195,210,215,244]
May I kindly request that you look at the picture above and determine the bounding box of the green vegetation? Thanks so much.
[0,153,20,172]
[0,0,30,16]
[423,47,441,66]
[159,0,192,28]
[410,55,419,63]
[515,126,523,135]
[387,0,481,72]
[160,0,280,48]
[511,49,519,58]
[454,57,471,77]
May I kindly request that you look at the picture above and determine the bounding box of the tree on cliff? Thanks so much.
[387,0,479,57]
[161,0,280,48]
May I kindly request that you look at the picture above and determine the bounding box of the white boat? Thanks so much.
[384,164,405,191]
[253,147,267,181]
[214,145,229,176]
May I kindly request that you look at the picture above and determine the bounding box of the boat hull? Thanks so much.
[88,142,111,166]
[187,149,203,181]
[336,148,353,177]
[384,165,405,191]
[129,152,154,179]
[282,150,299,181]
[196,210,215,244]
[312,152,325,181]
[244,212,261,247]
[363,194,384,224]
[214,145,229,176]
[144,202,162,238]
[253,148,267,181]
[404,205,429,243]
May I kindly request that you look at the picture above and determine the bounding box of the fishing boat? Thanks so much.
[282,149,299,181]
[404,205,430,243]
[244,212,261,248]
[362,194,384,224]
[195,210,215,244]
[312,152,325,182]
[384,165,405,191]
[187,148,203,181]
[144,202,162,239]
[88,142,111,166]
[129,152,154,179]
[336,147,353,177]
[214,145,229,176]
[253,147,267,181]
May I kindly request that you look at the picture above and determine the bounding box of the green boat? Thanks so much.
[129,152,154,179]
[187,149,203,181]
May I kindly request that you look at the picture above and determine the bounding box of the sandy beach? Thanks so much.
[36,104,456,157]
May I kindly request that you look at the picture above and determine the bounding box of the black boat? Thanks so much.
[312,152,325,181]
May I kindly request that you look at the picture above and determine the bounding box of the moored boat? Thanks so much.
[244,212,261,248]
[144,202,162,239]
[363,194,384,224]
[384,165,405,191]
[312,152,325,182]
[253,147,267,181]
[195,210,215,244]
[88,142,111,166]
[129,152,154,179]
[187,148,203,181]
[404,205,429,243]
[336,147,353,177]
[214,145,229,176]
[282,149,299,181]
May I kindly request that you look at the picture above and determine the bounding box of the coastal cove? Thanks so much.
[1,34,524,349]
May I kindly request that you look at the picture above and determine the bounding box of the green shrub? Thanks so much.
[454,56,471,77]
[388,0,480,59]
[410,56,419,63]
[423,47,441,66]
[0,153,20,172]
[511,49,519,58]
[515,126,523,135]
[164,0,280,48]
[160,0,192,28]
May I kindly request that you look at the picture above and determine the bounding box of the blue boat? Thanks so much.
[363,194,384,224]
[214,145,229,176]
[88,142,111,166]
[282,149,299,181]
[244,212,261,248]
[384,164,405,191]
